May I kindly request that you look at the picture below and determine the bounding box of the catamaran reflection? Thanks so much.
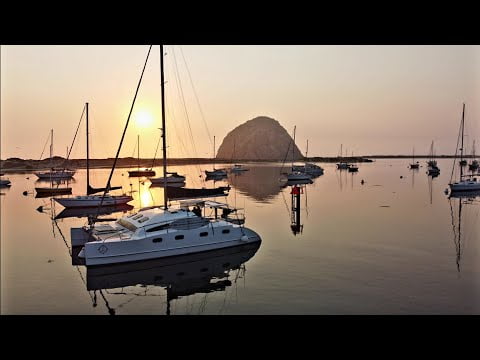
[81,241,261,315]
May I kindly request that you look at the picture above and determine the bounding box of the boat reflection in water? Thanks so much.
[448,189,480,273]
[80,241,261,315]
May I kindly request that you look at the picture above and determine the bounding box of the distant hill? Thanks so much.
[216,116,303,161]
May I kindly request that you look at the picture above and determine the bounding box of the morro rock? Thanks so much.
[216,116,303,161]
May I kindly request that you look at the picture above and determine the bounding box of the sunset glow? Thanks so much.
[135,110,154,128]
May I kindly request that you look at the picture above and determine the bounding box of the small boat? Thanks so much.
[205,135,227,178]
[128,135,156,177]
[35,129,76,180]
[426,141,440,176]
[35,186,72,197]
[348,164,359,172]
[0,178,11,187]
[283,127,312,182]
[468,141,478,172]
[449,104,480,193]
[54,103,132,208]
[230,164,249,173]
[292,140,324,176]
[165,186,230,200]
[409,147,419,169]
[150,172,186,185]
[336,144,350,169]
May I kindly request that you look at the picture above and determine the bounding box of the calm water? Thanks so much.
[1,159,479,314]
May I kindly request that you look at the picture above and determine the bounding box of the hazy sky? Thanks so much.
[1,45,479,160]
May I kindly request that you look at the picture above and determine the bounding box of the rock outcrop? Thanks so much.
[216,116,303,160]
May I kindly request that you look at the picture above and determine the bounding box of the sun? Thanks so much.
[136,110,154,127]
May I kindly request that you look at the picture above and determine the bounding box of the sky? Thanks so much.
[1,45,479,160]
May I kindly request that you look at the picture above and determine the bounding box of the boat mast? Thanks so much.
[460,103,465,179]
[86,102,90,191]
[160,44,168,210]
[137,134,140,171]
[292,126,296,167]
[213,135,216,170]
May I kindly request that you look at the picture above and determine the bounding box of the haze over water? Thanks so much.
[1,160,478,314]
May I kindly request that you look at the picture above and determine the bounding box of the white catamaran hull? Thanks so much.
[76,226,261,266]
[54,195,133,208]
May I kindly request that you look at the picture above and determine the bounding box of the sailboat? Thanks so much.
[0,177,11,187]
[336,144,349,170]
[283,126,311,181]
[35,129,73,196]
[448,103,480,193]
[426,141,440,176]
[409,147,419,169]
[54,103,133,208]
[128,135,156,177]
[229,139,249,173]
[71,45,260,266]
[35,129,75,180]
[292,140,324,176]
[205,136,227,178]
[468,140,479,172]
[149,128,186,185]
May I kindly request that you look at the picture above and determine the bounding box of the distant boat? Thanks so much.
[128,134,156,177]
[292,140,324,176]
[35,129,76,180]
[54,103,132,208]
[55,203,134,220]
[35,129,72,196]
[283,126,312,181]
[426,141,440,176]
[409,147,419,169]
[468,140,479,172]
[205,136,227,177]
[150,172,186,185]
[229,139,249,173]
[336,144,350,170]
[0,178,11,187]
[448,103,480,192]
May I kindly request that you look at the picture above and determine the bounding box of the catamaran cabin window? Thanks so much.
[152,238,163,243]
[175,235,184,240]
[146,223,170,232]
[222,229,230,234]
[138,217,149,223]
[132,214,143,220]
[200,232,209,237]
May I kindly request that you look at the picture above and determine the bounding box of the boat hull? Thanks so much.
[128,170,156,177]
[449,180,480,192]
[35,171,75,180]
[54,195,133,208]
[78,226,261,266]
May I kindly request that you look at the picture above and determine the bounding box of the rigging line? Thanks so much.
[131,135,138,159]
[450,109,463,183]
[92,45,153,224]
[171,46,198,157]
[38,131,51,160]
[65,104,86,163]
[171,47,204,180]
[279,138,293,174]
[179,45,213,149]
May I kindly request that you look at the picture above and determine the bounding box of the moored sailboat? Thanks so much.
[448,103,480,193]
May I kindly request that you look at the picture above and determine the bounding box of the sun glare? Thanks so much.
[136,110,154,127]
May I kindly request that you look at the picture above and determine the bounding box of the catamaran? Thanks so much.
[72,45,260,266]
[448,103,480,193]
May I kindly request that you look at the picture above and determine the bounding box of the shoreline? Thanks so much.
[0,155,475,173]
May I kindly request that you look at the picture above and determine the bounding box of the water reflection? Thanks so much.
[82,242,261,315]
[227,166,286,203]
